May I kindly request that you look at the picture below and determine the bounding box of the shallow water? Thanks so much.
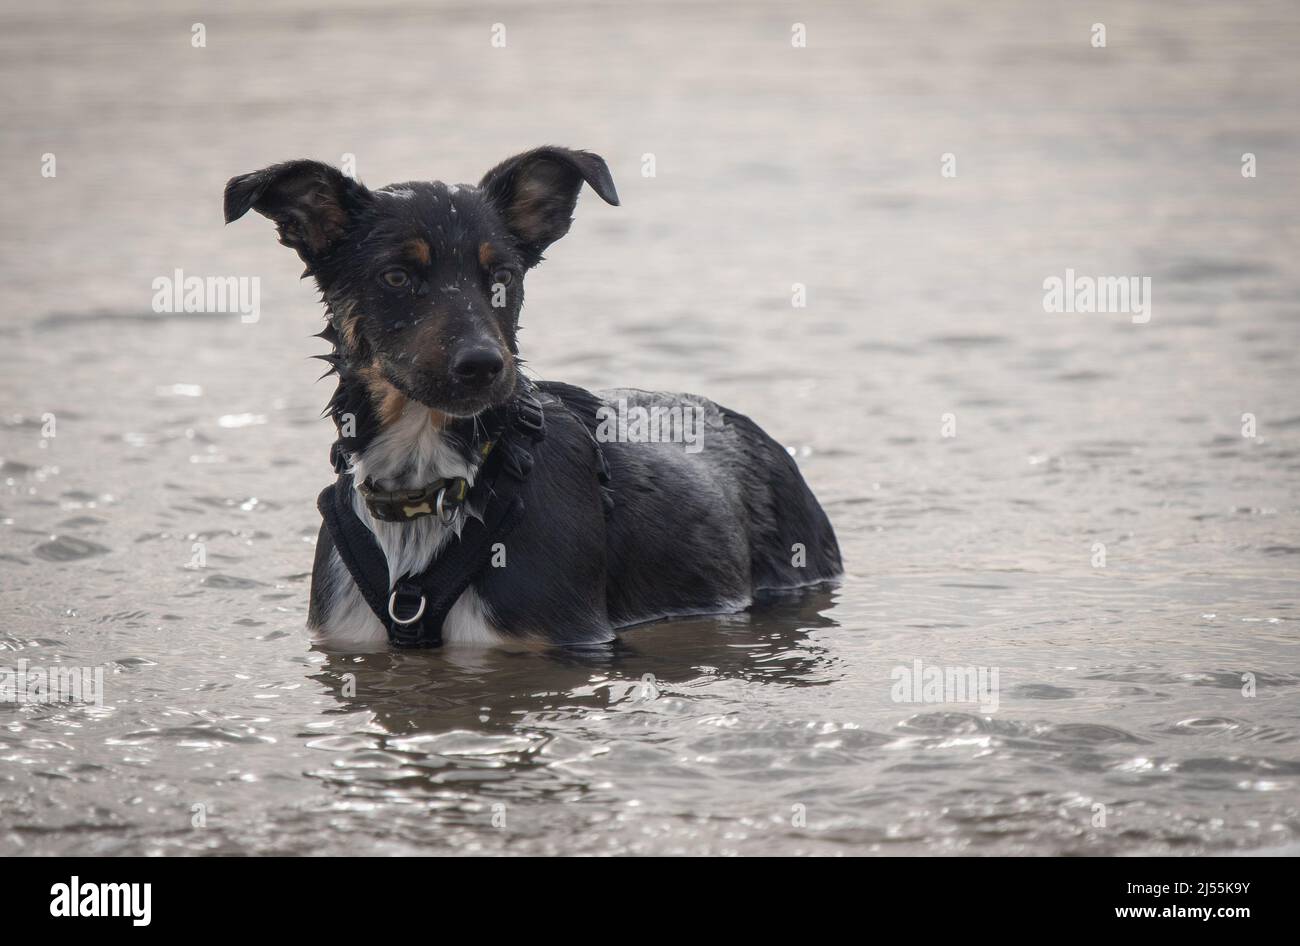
[2,0,1298,854]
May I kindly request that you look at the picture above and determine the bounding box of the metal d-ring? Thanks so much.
[435,485,456,524]
[387,590,427,626]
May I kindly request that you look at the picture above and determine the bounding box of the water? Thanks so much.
[2,0,1298,855]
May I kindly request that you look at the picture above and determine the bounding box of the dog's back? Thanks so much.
[537,382,842,629]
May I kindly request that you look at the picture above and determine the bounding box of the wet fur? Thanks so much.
[225,147,842,650]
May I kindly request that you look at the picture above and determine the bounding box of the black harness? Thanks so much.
[316,387,548,648]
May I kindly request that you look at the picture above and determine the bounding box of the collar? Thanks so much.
[357,441,491,523]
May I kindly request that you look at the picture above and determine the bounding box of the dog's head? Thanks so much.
[224,147,618,419]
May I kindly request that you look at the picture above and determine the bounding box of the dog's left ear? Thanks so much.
[479,147,619,267]
[224,159,371,264]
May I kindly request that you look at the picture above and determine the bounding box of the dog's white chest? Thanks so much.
[313,564,503,650]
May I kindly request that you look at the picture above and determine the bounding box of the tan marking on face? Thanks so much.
[359,360,409,428]
[358,360,449,430]
[403,238,431,266]
[478,242,495,268]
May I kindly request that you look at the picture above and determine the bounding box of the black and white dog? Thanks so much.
[224,147,841,650]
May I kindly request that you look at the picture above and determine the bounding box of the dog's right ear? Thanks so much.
[223,160,370,264]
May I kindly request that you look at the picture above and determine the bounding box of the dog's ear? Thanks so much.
[224,160,370,263]
[479,147,619,267]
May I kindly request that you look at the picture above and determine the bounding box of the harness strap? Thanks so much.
[317,474,390,623]
[317,388,545,648]
[386,486,525,647]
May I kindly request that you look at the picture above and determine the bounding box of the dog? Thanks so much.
[224,146,842,650]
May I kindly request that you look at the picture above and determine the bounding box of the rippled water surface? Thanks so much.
[2,0,1298,855]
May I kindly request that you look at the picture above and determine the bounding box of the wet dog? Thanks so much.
[224,147,841,649]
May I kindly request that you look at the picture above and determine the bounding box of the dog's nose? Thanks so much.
[450,346,504,387]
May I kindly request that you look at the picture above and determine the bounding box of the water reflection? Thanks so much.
[310,586,841,737]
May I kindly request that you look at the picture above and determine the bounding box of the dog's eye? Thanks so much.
[491,269,514,287]
[380,268,410,289]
